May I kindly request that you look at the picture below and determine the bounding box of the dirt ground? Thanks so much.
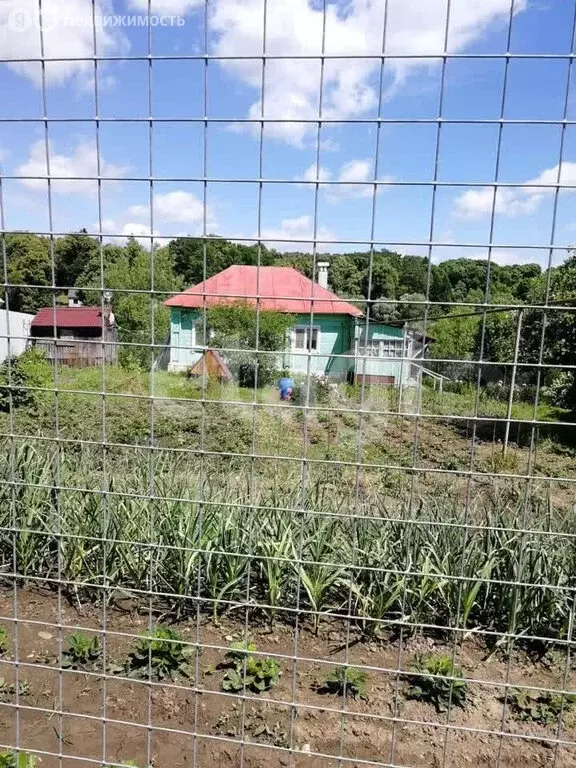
[0,588,574,768]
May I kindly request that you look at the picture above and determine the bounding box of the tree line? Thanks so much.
[2,230,575,409]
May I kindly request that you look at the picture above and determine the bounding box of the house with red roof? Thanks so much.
[30,306,118,367]
[164,263,430,386]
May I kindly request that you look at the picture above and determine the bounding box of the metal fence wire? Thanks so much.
[1,0,576,766]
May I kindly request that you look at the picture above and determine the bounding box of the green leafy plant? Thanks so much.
[325,666,368,700]
[126,627,193,680]
[407,654,468,713]
[62,632,101,670]
[224,640,257,663]
[0,628,8,655]
[221,642,280,693]
[0,751,39,768]
[508,688,576,725]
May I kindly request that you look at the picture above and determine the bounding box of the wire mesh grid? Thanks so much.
[0,0,576,767]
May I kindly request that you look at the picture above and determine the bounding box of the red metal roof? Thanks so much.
[31,307,107,329]
[164,265,363,316]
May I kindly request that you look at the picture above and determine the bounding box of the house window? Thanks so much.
[358,334,403,358]
[194,318,209,347]
[294,326,319,351]
[59,329,75,340]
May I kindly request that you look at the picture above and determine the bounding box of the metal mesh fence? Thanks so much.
[0,0,576,766]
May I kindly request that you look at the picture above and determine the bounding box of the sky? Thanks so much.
[0,0,576,270]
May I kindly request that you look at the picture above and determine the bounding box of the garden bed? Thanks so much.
[0,589,574,768]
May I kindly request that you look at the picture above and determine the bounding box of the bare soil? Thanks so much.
[0,589,574,767]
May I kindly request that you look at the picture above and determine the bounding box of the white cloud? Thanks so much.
[453,162,576,220]
[211,0,527,146]
[259,214,335,252]
[16,139,127,196]
[154,190,207,224]
[299,158,393,200]
[0,0,128,87]
[129,0,203,11]
[99,217,161,247]
[302,164,332,183]
[128,190,216,230]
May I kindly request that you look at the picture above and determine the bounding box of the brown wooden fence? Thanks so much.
[32,339,118,367]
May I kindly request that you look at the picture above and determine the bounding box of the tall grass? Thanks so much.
[0,440,574,645]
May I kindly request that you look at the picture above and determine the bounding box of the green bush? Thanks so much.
[0,349,53,411]
[0,628,8,655]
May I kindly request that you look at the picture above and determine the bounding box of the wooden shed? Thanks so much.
[30,306,118,367]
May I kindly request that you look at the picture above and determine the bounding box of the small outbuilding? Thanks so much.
[188,349,233,383]
[30,306,118,367]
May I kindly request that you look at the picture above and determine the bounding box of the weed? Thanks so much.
[126,627,193,680]
[508,688,576,725]
[325,666,368,700]
[62,632,101,670]
[0,679,30,702]
[0,751,38,768]
[221,642,280,693]
[0,628,8,655]
[407,654,468,713]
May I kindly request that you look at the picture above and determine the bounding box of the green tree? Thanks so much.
[329,256,363,297]
[430,313,480,380]
[55,230,100,288]
[5,233,53,314]
[522,251,576,409]
[207,301,294,387]
[363,257,398,301]
[168,237,277,287]
[398,255,429,295]
[82,239,182,368]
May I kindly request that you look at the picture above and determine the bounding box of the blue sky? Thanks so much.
[0,0,575,270]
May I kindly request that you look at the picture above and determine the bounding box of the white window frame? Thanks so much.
[292,325,320,353]
[358,333,403,359]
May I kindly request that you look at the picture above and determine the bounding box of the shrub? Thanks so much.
[126,627,193,680]
[0,349,53,412]
[407,654,468,713]
[237,360,277,389]
[508,688,576,725]
[325,666,368,700]
[0,628,8,655]
[62,632,101,670]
